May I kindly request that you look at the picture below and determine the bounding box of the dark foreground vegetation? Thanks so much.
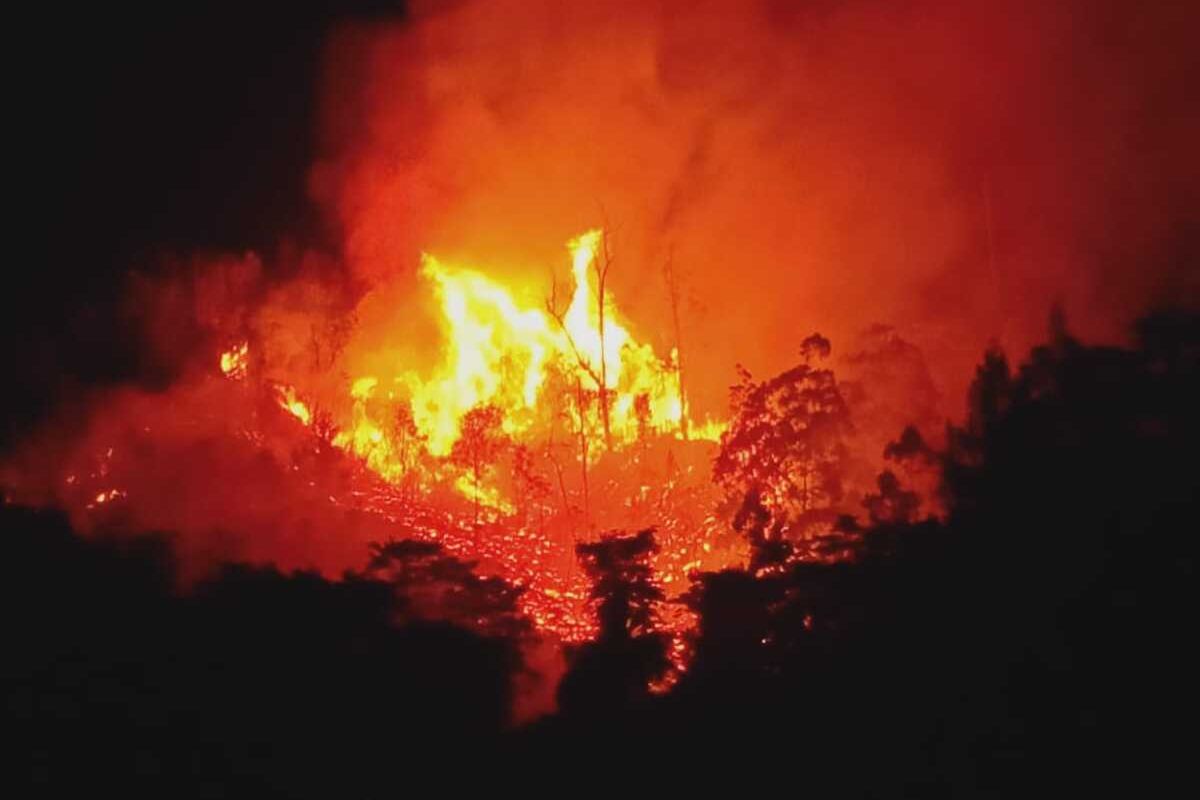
[6,310,1198,795]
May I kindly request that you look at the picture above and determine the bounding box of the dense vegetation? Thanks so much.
[6,310,1197,794]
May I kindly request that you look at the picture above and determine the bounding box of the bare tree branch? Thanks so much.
[663,243,689,441]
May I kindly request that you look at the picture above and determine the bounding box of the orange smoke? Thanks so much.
[312,0,1199,416]
[3,0,1196,673]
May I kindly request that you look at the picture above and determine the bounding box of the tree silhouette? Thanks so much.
[546,227,619,451]
[10,309,1199,791]
[591,227,615,451]
[662,244,690,441]
[390,399,427,499]
[556,529,669,716]
[5,506,516,794]
[363,538,530,640]
[512,443,552,530]
[714,333,852,546]
[449,403,508,526]
[862,469,921,525]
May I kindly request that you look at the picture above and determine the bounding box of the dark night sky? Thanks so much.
[7,3,403,443]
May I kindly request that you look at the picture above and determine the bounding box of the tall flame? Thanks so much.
[244,230,721,506]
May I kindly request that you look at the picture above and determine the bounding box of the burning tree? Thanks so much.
[299,228,699,522]
[713,334,852,549]
[511,444,552,529]
[391,400,427,499]
[662,245,690,441]
[450,404,508,526]
[546,228,617,451]
[591,227,615,451]
[538,355,596,523]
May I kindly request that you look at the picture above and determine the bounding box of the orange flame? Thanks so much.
[334,229,722,504]
[276,385,312,426]
[219,341,249,380]
[212,230,723,512]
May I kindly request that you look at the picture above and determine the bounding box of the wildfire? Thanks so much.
[276,385,312,426]
[197,229,745,671]
[329,229,721,506]
[217,229,723,513]
[86,488,127,510]
[219,341,249,379]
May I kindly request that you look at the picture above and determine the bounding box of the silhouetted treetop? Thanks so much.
[714,335,853,545]
[557,528,670,716]
[576,528,663,638]
[363,538,529,640]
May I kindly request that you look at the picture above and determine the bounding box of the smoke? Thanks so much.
[2,0,1194,730]
[4,0,1198,578]
[310,0,1199,414]
[0,373,395,580]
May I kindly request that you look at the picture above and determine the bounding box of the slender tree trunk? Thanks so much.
[473,453,481,528]
[576,375,590,524]
[673,319,688,442]
[664,247,688,441]
[595,236,613,450]
[802,464,810,513]
[545,417,572,518]
[399,430,410,502]
[549,454,570,516]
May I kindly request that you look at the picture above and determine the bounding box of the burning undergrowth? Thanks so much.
[10,0,1194,717]
[0,220,945,712]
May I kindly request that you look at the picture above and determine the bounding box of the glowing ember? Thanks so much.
[276,385,312,426]
[219,341,249,379]
[86,488,127,509]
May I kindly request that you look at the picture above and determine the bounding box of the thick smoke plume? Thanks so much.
[312,0,1199,412]
[4,0,1197,577]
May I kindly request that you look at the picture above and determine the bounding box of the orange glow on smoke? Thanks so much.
[5,0,1191,709]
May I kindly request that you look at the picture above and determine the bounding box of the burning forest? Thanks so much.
[6,0,1199,793]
